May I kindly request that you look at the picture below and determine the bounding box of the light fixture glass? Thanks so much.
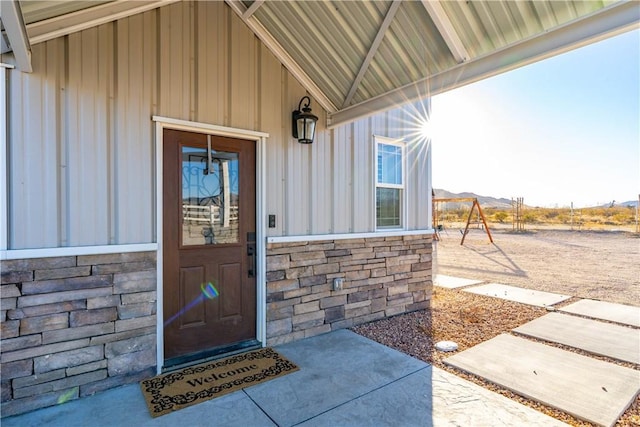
[292,96,318,144]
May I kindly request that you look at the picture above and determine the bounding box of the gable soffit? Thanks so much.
[2,0,639,127]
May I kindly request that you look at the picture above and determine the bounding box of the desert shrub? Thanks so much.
[494,212,508,223]
[613,212,634,224]
[545,210,560,219]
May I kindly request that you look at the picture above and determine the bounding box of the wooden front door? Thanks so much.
[163,128,257,366]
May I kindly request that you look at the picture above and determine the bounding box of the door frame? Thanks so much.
[152,116,268,373]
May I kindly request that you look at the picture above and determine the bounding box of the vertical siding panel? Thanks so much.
[310,120,320,234]
[8,64,26,247]
[114,18,129,244]
[331,125,352,234]
[159,2,191,120]
[66,28,110,246]
[260,49,284,236]
[406,133,419,228]
[100,24,114,245]
[42,40,62,248]
[147,10,159,120]
[371,111,387,136]
[96,26,112,245]
[229,10,257,130]
[412,139,432,229]
[403,100,431,229]
[401,105,414,229]
[14,46,44,247]
[65,32,81,245]
[196,1,228,125]
[310,107,330,234]
[387,108,403,139]
[21,52,42,246]
[352,117,373,232]
[125,16,145,243]
[350,120,361,233]
[145,10,158,241]
[114,13,154,244]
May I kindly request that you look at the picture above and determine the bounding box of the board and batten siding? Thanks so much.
[5,1,431,250]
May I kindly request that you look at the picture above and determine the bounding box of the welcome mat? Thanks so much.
[140,347,299,417]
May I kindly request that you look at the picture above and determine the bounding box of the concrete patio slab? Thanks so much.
[298,365,568,427]
[434,274,483,289]
[560,299,640,327]
[244,329,427,426]
[514,312,640,364]
[2,329,570,427]
[444,334,640,427]
[463,283,571,307]
[1,383,276,427]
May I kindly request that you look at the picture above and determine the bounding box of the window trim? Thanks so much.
[374,135,406,230]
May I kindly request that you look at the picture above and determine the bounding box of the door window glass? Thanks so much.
[182,146,239,245]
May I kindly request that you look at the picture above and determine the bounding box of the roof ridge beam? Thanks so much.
[243,0,265,19]
[342,0,402,108]
[1,0,32,72]
[421,0,469,64]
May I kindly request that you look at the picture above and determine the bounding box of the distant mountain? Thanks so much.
[597,200,638,208]
[434,190,639,209]
[433,189,513,209]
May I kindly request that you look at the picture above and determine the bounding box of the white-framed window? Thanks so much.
[375,136,405,229]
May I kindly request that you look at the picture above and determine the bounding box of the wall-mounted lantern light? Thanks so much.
[292,96,318,144]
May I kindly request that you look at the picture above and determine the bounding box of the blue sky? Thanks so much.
[430,29,639,208]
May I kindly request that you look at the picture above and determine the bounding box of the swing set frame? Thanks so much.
[432,197,493,245]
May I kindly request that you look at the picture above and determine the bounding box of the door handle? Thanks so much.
[247,244,256,278]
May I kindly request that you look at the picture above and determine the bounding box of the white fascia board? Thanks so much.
[225,0,337,115]
[26,0,180,46]
[328,1,640,128]
[2,0,32,72]
[1,243,158,260]
[267,229,435,244]
[421,0,469,63]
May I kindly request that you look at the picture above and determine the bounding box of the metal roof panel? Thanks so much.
[19,0,112,25]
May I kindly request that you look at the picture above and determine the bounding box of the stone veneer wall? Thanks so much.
[265,235,432,345]
[0,252,157,417]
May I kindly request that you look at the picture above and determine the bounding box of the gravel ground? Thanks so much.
[353,229,640,426]
[434,228,640,306]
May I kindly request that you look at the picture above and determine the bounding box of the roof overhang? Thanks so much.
[2,1,639,128]
[24,0,181,46]
[1,0,32,72]
[330,1,640,127]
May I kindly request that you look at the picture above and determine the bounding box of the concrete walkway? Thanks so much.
[560,299,640,327]
[433,274,483,289]
[437,277,640,427]
[445,334,640,427]
[462,283,571,307]
[2,330,564,427]
[514,312,640,364]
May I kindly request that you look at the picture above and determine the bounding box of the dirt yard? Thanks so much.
[434,228,640,306]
